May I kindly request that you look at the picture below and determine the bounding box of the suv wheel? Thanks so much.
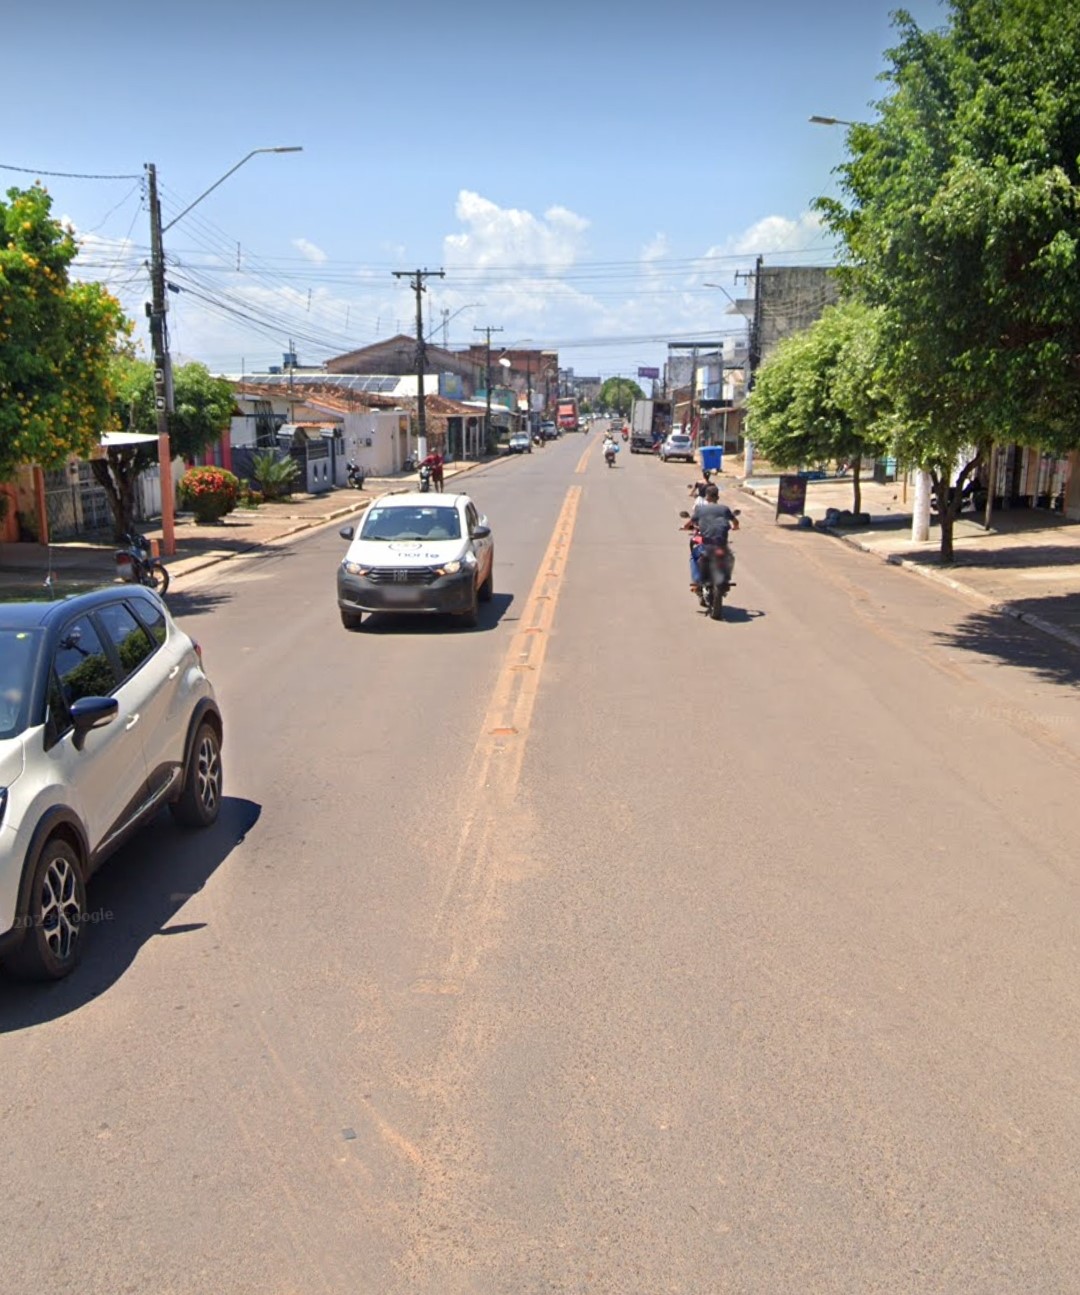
[340,609,364,631]
[170,721,222,829]
[6,837,86,981]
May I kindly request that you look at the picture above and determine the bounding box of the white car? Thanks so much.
[337,491,495,630]
[660,433,695,463]
[0,587,223,981]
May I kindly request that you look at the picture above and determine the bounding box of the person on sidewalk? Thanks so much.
[420,449,445,493]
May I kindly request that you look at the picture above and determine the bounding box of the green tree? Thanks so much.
[0,185,129,483]
[93,357,236,540]
[818,1,1080,560]
[598,378,644,417]
[749,300,891,515]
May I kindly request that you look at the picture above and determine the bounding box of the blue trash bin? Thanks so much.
[700,445,723,472]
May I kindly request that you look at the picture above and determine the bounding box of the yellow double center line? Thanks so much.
[416,485,582,992]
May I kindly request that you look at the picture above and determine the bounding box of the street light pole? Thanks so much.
[148,146,302,556]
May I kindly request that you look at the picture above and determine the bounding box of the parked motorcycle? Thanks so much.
[346,460,366,490]
[417,463,432,493]
[115,532,170,596]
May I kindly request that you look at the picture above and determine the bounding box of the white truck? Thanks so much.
[630,398,672,453]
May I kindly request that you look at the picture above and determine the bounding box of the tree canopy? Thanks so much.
[0,184,129,482]
[598,377,644,414]
[114,357,236,461]
[817,0,1080,557]
[747,299,890,514]
[90,356,236,540]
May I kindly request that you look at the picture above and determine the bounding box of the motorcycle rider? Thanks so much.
[602,432,618,461]
[419,448,445,492]
[682,484,738,592]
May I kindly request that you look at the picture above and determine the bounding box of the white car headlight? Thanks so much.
[341,560,367,576]
[438,560,462,575]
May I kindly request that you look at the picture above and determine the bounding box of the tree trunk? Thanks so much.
[932,474,955,563]
[851,456,862,516]
[90,450,139,542]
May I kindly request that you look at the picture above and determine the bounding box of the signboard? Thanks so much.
[775,474,808,519]
[637,366,660,380]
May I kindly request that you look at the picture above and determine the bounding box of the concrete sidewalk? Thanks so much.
[0,459,485,597]
[732,470,1080,651]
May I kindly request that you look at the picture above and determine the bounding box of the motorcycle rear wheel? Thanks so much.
[143,564,170,596]
[707,583,724,620]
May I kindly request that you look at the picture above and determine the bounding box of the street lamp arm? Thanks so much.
[809,115,860,127]
[162,146,303,233]
[423,302,479,343]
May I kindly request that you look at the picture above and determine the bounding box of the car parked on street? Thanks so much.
[337,491,494,630]
[660,433,695,463]
[507,432,532,454]
[0,587,223,981]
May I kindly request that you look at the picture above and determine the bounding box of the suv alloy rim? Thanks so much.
[195,732,222,815]
[40,851,82,964]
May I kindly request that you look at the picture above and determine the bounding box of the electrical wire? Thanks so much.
[0,162,141,180]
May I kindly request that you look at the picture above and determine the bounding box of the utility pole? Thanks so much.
[146,163,176,556]
[736,255,764,476]
[393,267,444,459]
[474,324,503,455]
[525,354,533,437]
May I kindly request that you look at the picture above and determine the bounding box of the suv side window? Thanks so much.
[131,599,167,649]
[466,503,479,533]
[53,617,116,708]
[96,602,156,684]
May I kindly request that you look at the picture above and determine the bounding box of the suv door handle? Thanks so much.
[125,712,141,730]
[168,665,180,679]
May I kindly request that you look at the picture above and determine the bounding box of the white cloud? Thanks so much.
[444,190,590,273]
[641,233,669,263]
[292,237,328,264]
[714,209,829,257]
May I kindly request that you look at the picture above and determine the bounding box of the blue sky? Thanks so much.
[5,0,946,380]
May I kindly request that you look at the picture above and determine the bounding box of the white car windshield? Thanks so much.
[359,506,462,542]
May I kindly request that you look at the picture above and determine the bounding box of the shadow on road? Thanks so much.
[349,591,515,635]
[934,608,1080,687]
[903,542,1080,571]
[0,796,261,1032]
[713,605,766,625]
[164,587,237,619]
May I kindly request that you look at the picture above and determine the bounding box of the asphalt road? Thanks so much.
[3,429,1080,1294]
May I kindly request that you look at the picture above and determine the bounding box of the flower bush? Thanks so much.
[178,466,240,524]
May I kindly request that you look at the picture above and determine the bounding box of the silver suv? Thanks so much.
[0,587,223,981]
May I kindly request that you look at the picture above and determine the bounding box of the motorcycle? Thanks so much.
[680,509,739,621]
[622,429,629,442]
[417,463,432,493]
[604,446,617,468]
[346,460,366,490]
[115,532,170,596]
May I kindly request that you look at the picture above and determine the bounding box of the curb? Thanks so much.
[738,483,1080,654]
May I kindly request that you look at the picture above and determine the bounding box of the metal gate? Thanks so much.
[43,465,114,539]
